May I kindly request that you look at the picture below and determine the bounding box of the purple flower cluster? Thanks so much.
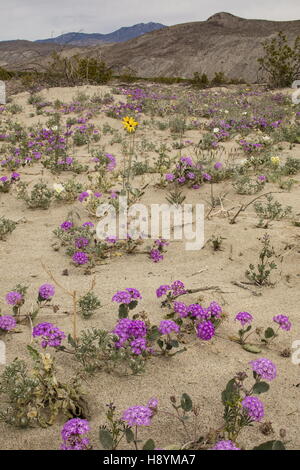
[122,405,153,427]
[158,320,180,335]
[5,291,23,306]
[38,284,55,300]
[150,249,163,262]
[173,301,189,318]
[112,288,142,304]
[32,322,66,348]
[0,315,17,331]
[235,311,253,327]
[78,191,90,202]
[75,237,90,249]
[112,318,147,354]
[273,314,291,331]
[242,396,264,422]
[130,337,147,355]
[156,280,186,298]
[196,321,215,341]
[60,220,73,231]
[173,300,222,323]
[250,358,276,381]
[72,251,89,265]
[211,440,240,450]
[61,418,90,451]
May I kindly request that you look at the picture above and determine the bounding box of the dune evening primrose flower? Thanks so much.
[273,314,291,331]
[235,312,253,327]
[211,440,240,450]
[38,284,55,300]
[250,358,276,381]
[271,156,280,165]
[61,418,90,451]
[242,396,264,422]
[158,320,180,335]
[5,291,23,306]
[196,321,215,340]
[122,406,153,426]
[0,315,17,331]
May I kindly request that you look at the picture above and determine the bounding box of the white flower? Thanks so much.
[53,183,64,194]
[242,112,248,115]
[224,110,229,114]
[213,127,220,133]
[262,135,271,141]
[52,126,58,131]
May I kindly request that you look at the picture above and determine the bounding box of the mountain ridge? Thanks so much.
[34,22,166,45]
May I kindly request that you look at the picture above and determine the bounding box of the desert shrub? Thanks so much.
[0,67,13,80]
[75,57,112,84]
[78,292,101,319]
[0,347,88,428]
[211,71,228,86]
[17,182,53,209]
[254,194,292,227]
[118,67,137,83]
[190,72,209,88]
[0,217,16,240]
[258,32,300,88]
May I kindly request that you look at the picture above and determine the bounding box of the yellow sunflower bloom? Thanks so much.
[122,116,138,133]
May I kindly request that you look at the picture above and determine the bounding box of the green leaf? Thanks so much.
[252,382,270,395]
[253,440,286,450]
[143,439,155,450]
[68,334,77,348]
[27,345,40,361]
[264,327,275,339]
[147,326,160,341]
[128,300,138,310]
[125,428,135,443]
[99,429,114,449]
[242,343,262,354]
[118,304,129,318]
[221,378,237,404]
[180,393,193,412]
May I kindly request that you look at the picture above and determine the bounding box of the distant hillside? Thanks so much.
[97,12,300,82]
[35,22,166,45]
[1,13,300,83]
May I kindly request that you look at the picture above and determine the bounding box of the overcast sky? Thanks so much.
[0,0,300,41]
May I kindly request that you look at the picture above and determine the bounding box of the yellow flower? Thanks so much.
[122,116,138,133]
[271,156,280,165]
